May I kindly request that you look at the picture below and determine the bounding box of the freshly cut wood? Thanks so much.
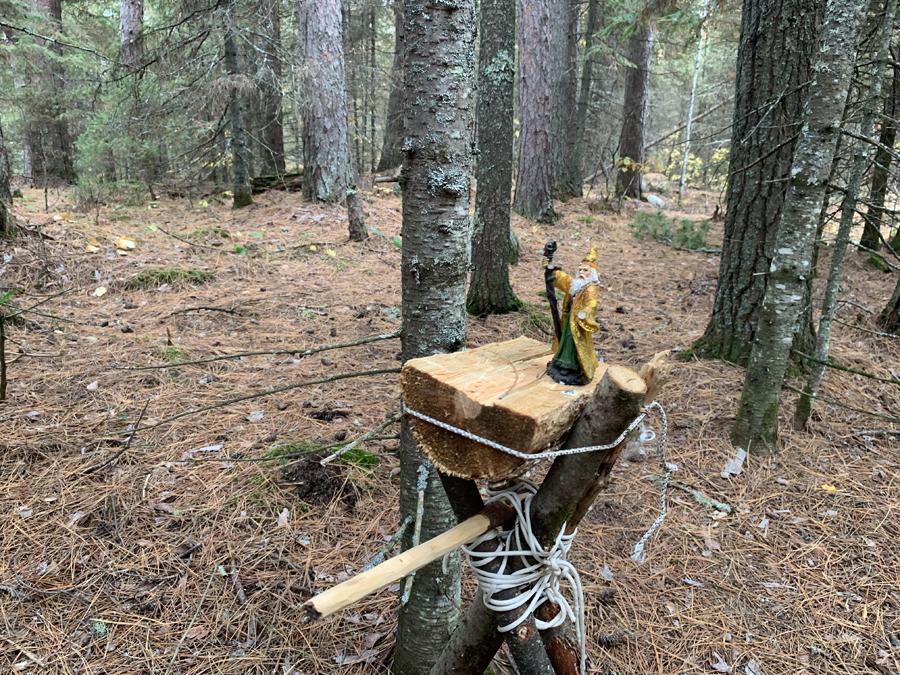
[301,501,515,620]
[400,336,607,479]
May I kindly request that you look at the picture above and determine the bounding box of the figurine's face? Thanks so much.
[577,263,591,279]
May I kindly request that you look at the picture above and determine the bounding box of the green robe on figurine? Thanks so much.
[544,247,600,385]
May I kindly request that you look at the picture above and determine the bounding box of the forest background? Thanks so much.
[3,0,900,673]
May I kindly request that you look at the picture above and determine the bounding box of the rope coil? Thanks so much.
[462,480,587,675]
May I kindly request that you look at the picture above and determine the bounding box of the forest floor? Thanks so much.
[2,182,900,675]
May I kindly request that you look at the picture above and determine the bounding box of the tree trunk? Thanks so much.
[861,47,899,251]
[571,0,599,198]
[880,273,900,331]
[615,25,653,199]
[794,0,897,431]
[27,0,76,187]
[513,0,555,222]
[732,0,864,454]
[549,0,578,199]
[0,113,11,204]
[258,0,285,175]
[119,0,144,69]
[466,0,521,316]
[394,0,475,671]
[224,0,254,209]
[678,0,708,204]
[299,0,355,204]
[378,4,405,172]
[695,0,821,365]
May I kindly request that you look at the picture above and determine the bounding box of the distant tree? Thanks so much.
[0,115,11,237]
[694,0,821,365]
[25,0,76,187]
[549,0,579,198]
[861,48,899,252]
[119,0,144,69]
[615,25,653,199]
[377,3,404,172]
[514,0,555,222]
[466,0,521,315]
[257,0,285,175]
[731,0,864,454]
[571,0,599,195]
[394,0,475,671]
[223,0,253,208]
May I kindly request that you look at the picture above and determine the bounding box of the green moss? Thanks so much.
[155,346,185,362]
[263,441,324,465]
[191,226,231,239]
[127,267,215,290]
[868,254,892,273]
[338,447,378,468]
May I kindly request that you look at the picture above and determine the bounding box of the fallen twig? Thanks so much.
[122,368,401,434]
[155,223,223,250]
[792,350,900,386]
[119,331,400,370]
[163,570,218,675]
[167,305,245,317]
[782,383,900,422]
[84,399,150,474]
[834,318,900,340]
[319,412,402,465]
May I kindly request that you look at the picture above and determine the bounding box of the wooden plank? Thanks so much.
[400,337,607,479]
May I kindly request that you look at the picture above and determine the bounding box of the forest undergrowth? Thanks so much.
[1,184,899,675]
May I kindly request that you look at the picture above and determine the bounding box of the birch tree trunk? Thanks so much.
[695,0,820,365]
[223,0,254,209]
[119,0,143,69]
[794,0,897,431]
[513,0,555,222]
[394,0,475,670]
[678,1,708,204]
[731,0,864,454]
[615,25,653,199]
[377,3,405,172]
[466,0,520,316]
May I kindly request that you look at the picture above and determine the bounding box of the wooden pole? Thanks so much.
[302,500,514,620]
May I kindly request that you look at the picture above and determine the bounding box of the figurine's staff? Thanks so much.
[543,241,562,341]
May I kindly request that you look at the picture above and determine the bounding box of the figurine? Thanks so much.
[542,242,600,385]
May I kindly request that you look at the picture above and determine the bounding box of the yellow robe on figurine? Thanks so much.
[551,270,600,380]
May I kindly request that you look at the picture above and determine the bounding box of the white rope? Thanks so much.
[462,481,587,675]
[630,401,674,563]
[402,401,647,460]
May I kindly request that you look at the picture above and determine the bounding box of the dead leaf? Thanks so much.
[115,236,136,250]
[136,539,153,547]
[66,511,85,528]
[184,626,207,640]
[363,632,385,650]
[152,503,175,514]
[333,649,379,665]
[92,287,107,297]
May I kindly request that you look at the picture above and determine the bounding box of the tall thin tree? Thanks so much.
[223,0,253,208]
[572,0,599,196]
[394,0,476,672]
[615,24,653,199]
[466,0,521,315]
[732,0,864,454]
[258,0,285,175]
[514,0,555,222]
[119,0,143,69]
[377,3,405,172]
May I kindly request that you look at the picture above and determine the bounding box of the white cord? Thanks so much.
[462,481,587,675]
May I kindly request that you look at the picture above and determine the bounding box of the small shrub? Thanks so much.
[127,267,215,290]
[628,210,712,250]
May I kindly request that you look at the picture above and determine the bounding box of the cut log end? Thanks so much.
[607,365,648,396]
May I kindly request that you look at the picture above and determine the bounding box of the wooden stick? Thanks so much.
[302,501,514,620]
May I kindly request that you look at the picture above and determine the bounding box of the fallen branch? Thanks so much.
[167,305,245,317]
[155,224,222,251]
[792,350,900,386]
[834,318,900,340]
[782,383,900,422]
[319,412,402,465]
[84,399,150,474]
[119,331,401,370]
[121,368,401,434]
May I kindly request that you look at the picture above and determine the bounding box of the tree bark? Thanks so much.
[377,3,405,172]
[513,0,555,222]
[466,0,521,316]
[615,25,653,199]
[258,0,285,175]
[695,0,821,365]
[119,0,144,69]
[861,46,899,252]
[223,0,254,209]
[549,0,579,199]
[794,0,897,431]
[0,113,11,204]
[732,0,864,454]
[394,0,475,671]
[299,0,354,203]
[571,0,599,199]
[26,0,76,187]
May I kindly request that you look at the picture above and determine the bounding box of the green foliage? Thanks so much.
[263,441,325,465]
[155,346,185,362]
[628,210,711,250]
[655,147,730,192]
[127,267,215,290]
[521,301,554,338]
[338,447,378,468]
[191,226,231,239]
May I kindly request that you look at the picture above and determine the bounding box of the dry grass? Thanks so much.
[1,184,899,675]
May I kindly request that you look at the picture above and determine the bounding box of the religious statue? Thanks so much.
[542,242,600,385]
